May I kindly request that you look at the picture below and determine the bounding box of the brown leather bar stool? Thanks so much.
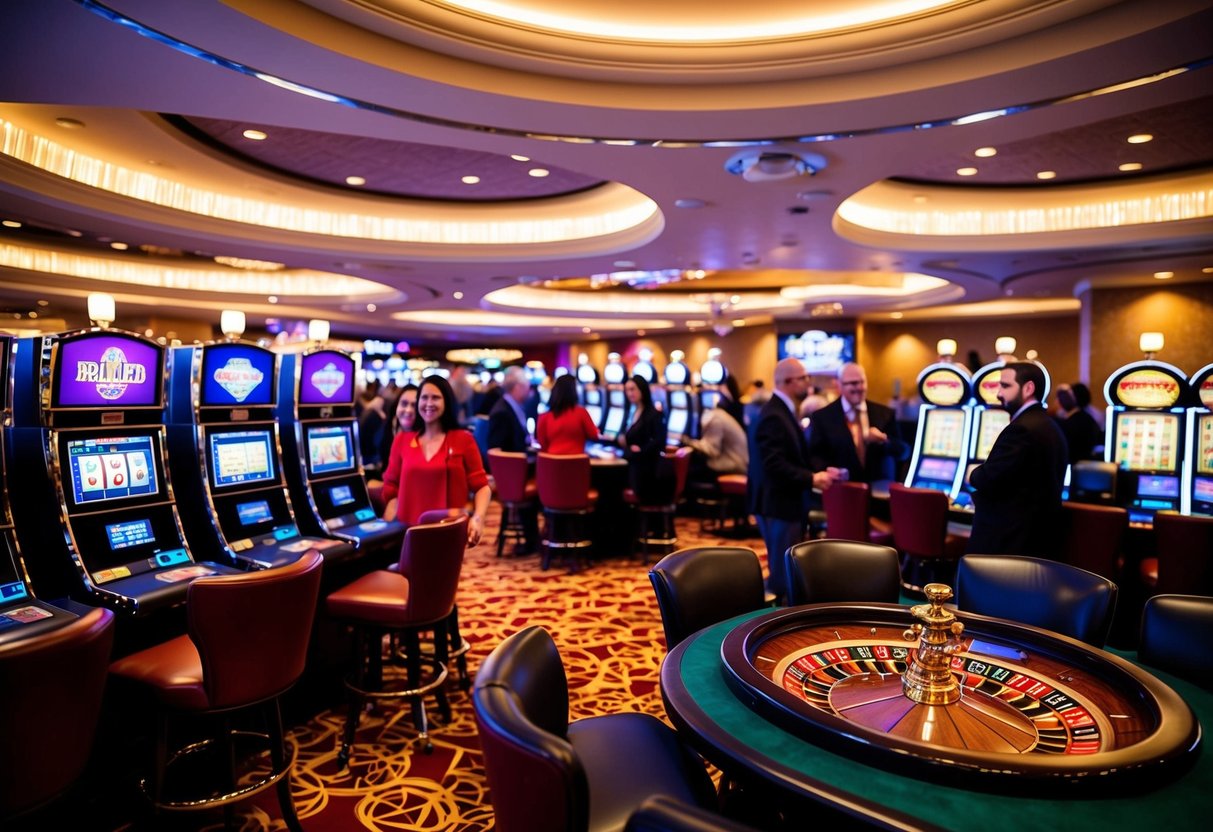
[487,448,537,558]
[1058,501,1127,582]
[536,452,597,571]
[822,481,893,546]
[624,448,692,563]
[326,514,468,768]
[1140,511,1213,597]
[108,551,324,831]
[888,483,966,592]
[414,507,473,690]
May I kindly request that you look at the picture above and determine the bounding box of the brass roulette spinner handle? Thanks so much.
[901,583,966,706]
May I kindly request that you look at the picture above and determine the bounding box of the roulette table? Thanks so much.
[660,592,1208,832]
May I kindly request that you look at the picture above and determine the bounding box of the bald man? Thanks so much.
[747,357,842,601]
[805,362,907,484]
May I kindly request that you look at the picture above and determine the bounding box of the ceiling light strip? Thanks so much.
[76,0,1213,149]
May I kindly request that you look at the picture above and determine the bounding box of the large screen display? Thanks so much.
[299,351,355,405]
[201,343,275,407]
[306,423,356,476]
[1113,411,1180,472]
[778,331,855,374]
[921,408,967,458]
[66,434,160,506]
[1198,413,1213,475]
[208,429,276,489]
[974,408,1010,460]
[53,333,162,408]
[666,408,689,440]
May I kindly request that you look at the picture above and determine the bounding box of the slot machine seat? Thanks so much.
[624,447,692,564]
[784,539,901,605]
[1140,511,1213,597]
[488,449,538,558]
[325,515,468,768]
[888,483,966,592]
[649,546,768,650]
[0,606,115,823]
[1138,594,1213,690]
[536,453,598,571]
[1058,502,1127,582]
[956,554,1118,647]
[108,551,323,831]
[822,481,894,546]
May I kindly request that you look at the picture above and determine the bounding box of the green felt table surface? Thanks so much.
[669,609,1206,831]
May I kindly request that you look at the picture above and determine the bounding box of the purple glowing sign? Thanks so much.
[54,333,163,408]
[298,350,354,405]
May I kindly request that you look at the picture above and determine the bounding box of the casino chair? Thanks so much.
[488,449,537,558]
[1058,502,1127,582]
[625,794,762,832]
[955,554,1118,647]
[326,514,468,768]
[1138,594,1213,690]
[536,452,598,571]
[624,447,693,564]
[0,606,115,823]
[784,539,901,606]
[406,508,474,690]
[1140,511,1213,597]
[472,625,717,832]
[108,551,323,831]
[822,481,893,546]
[649,546,768,649]
[887,483,966,592]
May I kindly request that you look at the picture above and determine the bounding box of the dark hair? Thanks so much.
[724,374,742,401]
[1071,382,1092,409]
[1007,362,1046,399]
[416,375,461,432]
[628,374,655,410]
[549,374,579,416]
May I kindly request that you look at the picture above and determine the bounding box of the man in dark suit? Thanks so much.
[967,361,1069,557]
[806,362,908,484]
[748,358,842,601]
[488,366,538,552]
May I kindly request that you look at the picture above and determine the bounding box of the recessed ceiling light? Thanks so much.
[1127,134,1153,144]
[912,195,928,204]
[614,260,635,268]
[1153,271,1174,279]
[511,155,530,162]
[731,319,746,327]
[528,168,550,178]
[242,129,268,141]
[267,295,278,304]
[345,175,366,186]
[974,147,997,157]
[366,303,377,312]
[956,167,978,176]
[1036,171,1056,180]
[453,291,464,300]
[582,326,591,333]
[109,241,128,250]
[37,299,49,306]
[674,198,706,209]
[54,117,85,129]
[461,175,480,185]
[1,220,20,228]
[65,229,83,237]
[890,312,904,319]
[1203,267,1213,274]
[637,329,646,336]
[1119,162,1143,172]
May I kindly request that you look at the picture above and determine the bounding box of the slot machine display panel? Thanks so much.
[904,362,972,499]
[699,354,725,413]
[576,361,603,427]
[199,342,276,410]
[666,392,690,445]
[1182,363,1213,517]
[601,389,627,440]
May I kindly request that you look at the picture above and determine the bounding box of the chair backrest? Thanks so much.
[785,539,901,605]
[888,483,950,558]
[649,547,766,648]
[536,452,592,511]
[1139,594,1213,690]
[822,481,873,542]
[473,625,583,832]
[1152,511,1213,596]
[626,794,760,832]
[488,449,531,503]
[955,554,1118,646]
[665,447,692,501]
[0,606,115,819]
[397,514,470,625]
[1058,502,1126,580]
[415,507,467,525]
[1069,460,1118,505]
[188,550,324,709]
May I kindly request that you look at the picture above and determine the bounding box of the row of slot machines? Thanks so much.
[903,358,1213,525]
[0,325,405,651]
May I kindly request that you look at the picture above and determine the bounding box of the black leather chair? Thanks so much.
[1138,594,1213,690]
[784,539,901,605]
[649,546,768,649]
[625,794,760,832]
[955,554,1118,647]
[473,626,717,832]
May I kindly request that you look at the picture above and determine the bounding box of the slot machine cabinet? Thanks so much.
[663,355,695,446]
[1183,363,1213,517]
[277,348,404,553]
[904,362,973,501]
[7,329,239,619]
[166,342,355,570]
[632,347,661,411]
[575,356,604,429]
[1102,361,1189,527]
[953,361,1013,511]
[600,353,630,441]
[697,349,727,431]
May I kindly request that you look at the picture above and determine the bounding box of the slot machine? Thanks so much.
[575,355,604,428]
[1103,360,1187,527]
[599,352,630,442]
[698,348,727,418]
[8,327,239,618]
[663,351,695,446]
[0,334,84,645]
[277,347,405,551]
[632,347,660,408]
[1182,363,1213,517]
[166,340,355,569]
[953,361,1012,511]
[904,362,973,499]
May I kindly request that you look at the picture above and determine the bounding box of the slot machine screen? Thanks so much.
[585,404,602,426]
[1198,413,1213,475]
[82,510,188,584]
[917,457,958,484]
[298,350,355,405]
[305,424,356,476]
[330,484,355,507]
[1113,411,1180,472]
[669,390,688,410]
[603,406,625,438]
[1193,477,1213,509]
[701,390,721,411]
[1136,474,1180,499]
[200,343,275,406]
[1,540,29,605]
[974,408,1010,460]
[921,408,966,458]
[666,408,689,441]
[52,333,163,408]
[207,429,277,489]
[63,433,162,509]
[236,500,274,526]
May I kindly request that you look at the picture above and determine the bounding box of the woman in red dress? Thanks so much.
[536,373,601,454]
[381,375,491,545]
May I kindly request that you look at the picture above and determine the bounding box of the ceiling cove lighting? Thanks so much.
[242,129,267,140]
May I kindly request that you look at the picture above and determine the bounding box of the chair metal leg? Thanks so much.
[337,629,368,771]
[268,698,304,832]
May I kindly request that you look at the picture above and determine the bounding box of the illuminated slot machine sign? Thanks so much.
[663,356,694,442]
[600,356,628,439]
[1103,360,1188,526]
[199,342,276,410]
[576,360,603,427]
[699,349,726,412]
[954,362,1012,510]
[905,362,973,498]
[1182,363,1213,517]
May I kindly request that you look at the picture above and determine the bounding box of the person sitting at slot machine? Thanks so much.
[380,375,491,546]
[536,374,601,454]
[618,374,674,503]
[805,362,907,485]
[683,383,748,486]
[1053,383,1101,464]
[967,361,1069,557]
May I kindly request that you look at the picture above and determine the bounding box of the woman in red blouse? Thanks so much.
[536,373,601,454]
[381,375,491,545]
